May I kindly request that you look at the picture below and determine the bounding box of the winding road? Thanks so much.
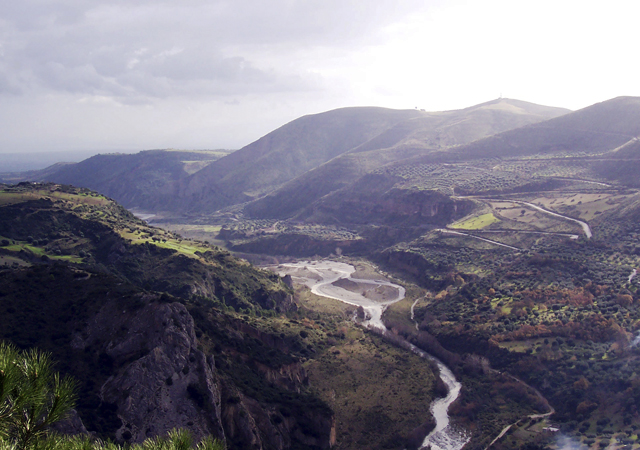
[518,201,592,238]
[453,197,593,239]
[438,229,521,251]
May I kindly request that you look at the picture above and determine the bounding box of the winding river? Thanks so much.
[272,260,469,450]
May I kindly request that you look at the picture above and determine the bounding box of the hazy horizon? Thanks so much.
[1,0,639,155]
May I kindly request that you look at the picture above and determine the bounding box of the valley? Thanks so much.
[270,260,470,450]
[4,96,640,450]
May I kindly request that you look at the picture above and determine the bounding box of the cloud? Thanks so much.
[2,0,638,153]
[0,0,430,104]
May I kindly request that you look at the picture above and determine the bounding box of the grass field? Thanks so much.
[529,193,631,221]
[1,240,83,263]
[450,213,499,230]
[487,201,581,234]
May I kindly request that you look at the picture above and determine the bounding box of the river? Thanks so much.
[272,260,469,450]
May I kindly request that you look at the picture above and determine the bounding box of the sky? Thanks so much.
[1,0,639,155]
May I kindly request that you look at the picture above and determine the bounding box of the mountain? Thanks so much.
[244,98,569,220]
[0,182,444,450]
[173,107,425,212]
[0,149,233,211]
[292,96,640,227]
[440,96,640,161]
[9,99,568,217]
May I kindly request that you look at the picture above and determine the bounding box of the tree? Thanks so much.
[0,342,77,450]
[1,343,226,450]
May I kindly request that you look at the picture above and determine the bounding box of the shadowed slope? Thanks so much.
[245,98,569,219]
[175,107,424,212]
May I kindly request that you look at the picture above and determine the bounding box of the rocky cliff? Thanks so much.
[0,264,335,450]
[0,183,336,450]
[302,174,475,227]
[75,297,226,443]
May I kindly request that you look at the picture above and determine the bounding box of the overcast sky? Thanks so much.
[1,0,639,154]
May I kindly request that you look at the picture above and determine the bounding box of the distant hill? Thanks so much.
[1,149,233,210]
[245,98,569,219]
[0,149,104,172]
[443,96,640,161]
[174,107,425,212]
[293,97,640,227]
[10,99,568,216]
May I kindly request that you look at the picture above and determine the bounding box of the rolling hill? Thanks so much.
[0,183,454,450]
[172,107,426,212]
[8,95,640,449]
[244,98,569,220]
[0,149,233,211]
[292,96,640,227]
[9,99,568,217]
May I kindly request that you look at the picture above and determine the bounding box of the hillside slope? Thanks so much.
[245,98,569,219]
[0,150,232,211]
[443,96,640,161]
[297,96,640,227]
[0,182,442,450]
[10,99,567,218]
[173,107,425,213]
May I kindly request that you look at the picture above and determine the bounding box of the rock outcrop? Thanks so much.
[68,292,334,449]
[73,296,225,443]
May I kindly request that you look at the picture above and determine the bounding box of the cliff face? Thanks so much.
[70,293,335,449]
[302,175,476,227]
[0,263,334,450]
[0,186,335,449]
[74,298,225,443]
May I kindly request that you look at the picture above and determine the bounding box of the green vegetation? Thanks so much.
[294,287,438,450]
[373,198,640,447]
[7,97,640,449]
[0,183,291,314]
[0,182,447,450]
[450,213,499,230]
[0,343,224,450]
[0,343,76,450]
[29,430,225,450]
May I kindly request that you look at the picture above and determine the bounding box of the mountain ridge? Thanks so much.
[243,98,569,220]
[5,98,569,218]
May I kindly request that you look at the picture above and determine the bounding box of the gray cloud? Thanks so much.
[0,0,428,103]
[4,0,633,154]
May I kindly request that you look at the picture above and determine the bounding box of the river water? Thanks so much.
[272,260,469,450]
